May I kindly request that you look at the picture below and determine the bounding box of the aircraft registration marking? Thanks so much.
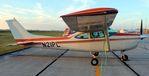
[41,42,61,47]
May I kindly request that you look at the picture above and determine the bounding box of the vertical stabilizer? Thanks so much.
[6,18,48,39]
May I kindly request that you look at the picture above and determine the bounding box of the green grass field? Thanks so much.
[0,30,63,55]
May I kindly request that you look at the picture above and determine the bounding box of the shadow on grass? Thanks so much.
[0,45,23,55]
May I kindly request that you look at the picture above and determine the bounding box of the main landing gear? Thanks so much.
[121,50,128,61]
[90,52,99,66]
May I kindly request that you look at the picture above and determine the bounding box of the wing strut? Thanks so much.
[103,15,110,52]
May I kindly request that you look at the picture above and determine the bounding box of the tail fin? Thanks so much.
[6,18,48,39]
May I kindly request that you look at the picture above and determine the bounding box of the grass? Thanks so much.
[0,30,63,55]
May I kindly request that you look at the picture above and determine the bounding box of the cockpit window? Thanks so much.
[75,28,117,39]
[75,33,89,39]
[91,31,104,38]
[75,31,104,39]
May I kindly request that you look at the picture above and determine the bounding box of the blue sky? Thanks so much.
[0,0,149,30]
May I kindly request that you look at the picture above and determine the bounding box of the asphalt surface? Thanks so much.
[0,38,149,76]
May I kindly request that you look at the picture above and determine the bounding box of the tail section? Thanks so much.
[6,18,49,39]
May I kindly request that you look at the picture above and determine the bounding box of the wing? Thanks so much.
[61,7,118,32]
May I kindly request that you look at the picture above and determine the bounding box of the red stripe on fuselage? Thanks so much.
[56,38,140,44]
[113,33,140,36]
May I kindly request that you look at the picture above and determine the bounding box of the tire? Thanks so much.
[121,55,128,61]
[91,58,98,66]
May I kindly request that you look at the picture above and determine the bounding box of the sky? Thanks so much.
[0,0,149,31]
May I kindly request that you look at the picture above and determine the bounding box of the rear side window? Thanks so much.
[75,33,88,39]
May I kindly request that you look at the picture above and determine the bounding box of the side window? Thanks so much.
[75,33,88,39]
[91,31,104,38]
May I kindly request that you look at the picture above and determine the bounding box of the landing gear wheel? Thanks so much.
[91,58,98,66]
[94,52,99,56]
[121,55,128,61]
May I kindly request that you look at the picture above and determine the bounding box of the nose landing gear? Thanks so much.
[90,52,99,66]
[121,50,128,61]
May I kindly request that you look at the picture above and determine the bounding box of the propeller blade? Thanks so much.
[140,19,143,35]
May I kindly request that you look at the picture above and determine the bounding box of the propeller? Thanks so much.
[140,19,143,35]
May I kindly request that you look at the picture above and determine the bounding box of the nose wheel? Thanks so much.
[91,58,98,66]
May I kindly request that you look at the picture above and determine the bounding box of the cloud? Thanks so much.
[36,3,43,10]
[0,0,97,30]
[0,3,66,30]
[58,0,96,15]
[2,4,12,8]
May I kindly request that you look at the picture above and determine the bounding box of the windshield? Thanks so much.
[108,28,117,36]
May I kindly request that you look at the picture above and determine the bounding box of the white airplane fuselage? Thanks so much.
[16,32,142,52]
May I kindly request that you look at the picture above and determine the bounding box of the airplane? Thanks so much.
[6,7,147,66]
